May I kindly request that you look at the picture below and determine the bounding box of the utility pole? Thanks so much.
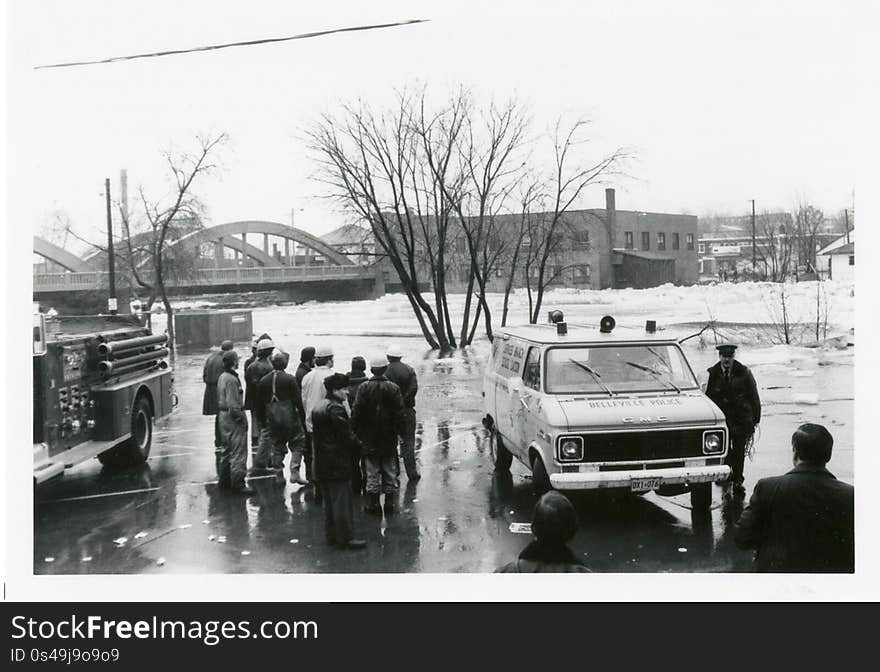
[751,199,756,270]
[844,209,850,244]
[105,178,117,314]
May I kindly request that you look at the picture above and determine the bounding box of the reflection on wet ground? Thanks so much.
[34,304,853,574]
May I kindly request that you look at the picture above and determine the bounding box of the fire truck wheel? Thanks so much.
[491,430,513,472]
[690,482,712,513]
[531,455,551,496]
[98,396,153,468]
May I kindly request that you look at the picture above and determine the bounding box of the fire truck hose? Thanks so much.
[99,358,163,378]
[98,333,167,356]
[100,348,170,368]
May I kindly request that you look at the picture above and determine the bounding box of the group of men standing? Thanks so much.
[202,335,420,550]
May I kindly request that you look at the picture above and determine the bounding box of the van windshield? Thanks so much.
[545,344,699,394]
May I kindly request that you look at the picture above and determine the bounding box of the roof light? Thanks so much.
[600,315,616,333]
[548,310,565,324]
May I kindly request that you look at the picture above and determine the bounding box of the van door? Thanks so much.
[495,338,525,451]
[513,346,542,457]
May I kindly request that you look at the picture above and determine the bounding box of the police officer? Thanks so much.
[203,340,233,450]
[217,350,253,495]
[706,343,761,498]
[384,346,420,481]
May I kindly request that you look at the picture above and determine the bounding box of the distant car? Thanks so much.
[482,313,730,512]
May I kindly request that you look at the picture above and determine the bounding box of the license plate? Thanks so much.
[631,477,661,492]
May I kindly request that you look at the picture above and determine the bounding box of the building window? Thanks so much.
[699,260,704,274]
[657,232,666,251]
[521,236,531,248]
[849,255,855,266]
[698,242,705,254]
[572,264,591,284]
[641,232,650,251]
[686,233,695,251]
[572,229,590,250]
[624,232,634,250]
[672,233,680,250]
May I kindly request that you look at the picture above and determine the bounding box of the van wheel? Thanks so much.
[690,482,712,513]
[98,396,153,468]
[531,456,551,496]
[491,431,513,472]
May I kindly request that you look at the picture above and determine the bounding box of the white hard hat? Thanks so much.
[386,346,403,358]
[256,338,275,350]
[315,345,334,358]
[370,356,388,370]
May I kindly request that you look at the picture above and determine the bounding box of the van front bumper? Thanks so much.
[549,464,731,491]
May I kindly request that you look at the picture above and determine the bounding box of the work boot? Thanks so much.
[383,494,397,515]
[341,539,367,550]
[364,493,382,514]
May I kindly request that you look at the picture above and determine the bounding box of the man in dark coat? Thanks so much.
[384,347,420,481]
[347,356,368,493]
[217,350,253,495]
[705,343,761,498]
[244,336,274,453]
[351,357,405,514]
[312,373,367,550]
[254,350,306,477]
[734,423,854,572]
[203,340,234,448]
[296,346,316,388]
[497,492,590,573]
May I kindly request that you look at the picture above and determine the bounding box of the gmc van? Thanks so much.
[482,314,730,512]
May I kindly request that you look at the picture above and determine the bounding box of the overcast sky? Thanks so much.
[7,0,865,250]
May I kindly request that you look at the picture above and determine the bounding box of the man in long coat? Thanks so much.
[217,350,253,495]
[203,340,233,449]
[705,343,761,498]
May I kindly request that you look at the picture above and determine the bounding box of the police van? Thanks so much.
[482,313,730,511]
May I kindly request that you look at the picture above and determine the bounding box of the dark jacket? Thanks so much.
[347,370,368,402]
[706,359,761,430]
[496,541,591,573]
[202,351,225,415]
[295,362,313,388]
[734,464,854,573]
[351,374,405,455]
[255,369,306,428]
[385,360,418,408]
[312,396,360,481]
[244,356,272,411]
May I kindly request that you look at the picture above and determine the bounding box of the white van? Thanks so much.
[482,314,730,512]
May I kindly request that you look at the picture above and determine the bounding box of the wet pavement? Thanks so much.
[34,298,854,574]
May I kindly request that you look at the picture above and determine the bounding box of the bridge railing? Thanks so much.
[34,265,376,291]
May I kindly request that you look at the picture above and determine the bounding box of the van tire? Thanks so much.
[690,482,712,512]
[531,456,551,496]
[98,395,153,468]
[491,431,513,472]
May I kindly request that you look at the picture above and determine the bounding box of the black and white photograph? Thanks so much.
[3,0,875,599]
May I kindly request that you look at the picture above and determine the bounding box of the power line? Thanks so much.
[34,19,429,70]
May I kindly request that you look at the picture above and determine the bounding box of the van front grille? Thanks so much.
[581,430,705,463]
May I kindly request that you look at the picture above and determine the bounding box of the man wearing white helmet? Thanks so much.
[245,337,275,462]
[300,345,339,489]
[384,345,420,481]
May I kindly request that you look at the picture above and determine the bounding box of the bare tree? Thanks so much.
[500,180,543,327]
[527,117,629,323]
[118,133,228,360]
[307,91,456,350]
[793,202,825,275]
[754,211,794,282]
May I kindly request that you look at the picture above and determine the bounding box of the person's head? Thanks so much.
[716,344,737,370]
[323,372,350,402]
[387,345,403,363]
[256,338,275,359]
[350,356,367,374]
[531,491,578,547]
[792,423,833,466]
[300,346,316,367]
[251,336,260,355]
[222,350,239,371]
[271,350,290,371]
[220,340,234,352]
[315,345,334,368]
[370,356,388,376]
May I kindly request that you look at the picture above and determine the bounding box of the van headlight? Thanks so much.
[702,430,725,455]
[558,436,584,462]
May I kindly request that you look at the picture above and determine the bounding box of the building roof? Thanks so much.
[817,232,855,256]
[498,323,673,345]
[828,242,854,256]
[319,223,373,247]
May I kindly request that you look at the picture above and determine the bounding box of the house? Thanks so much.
[817,232,855,282]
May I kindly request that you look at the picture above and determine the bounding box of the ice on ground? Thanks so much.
[792,393,820,405]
